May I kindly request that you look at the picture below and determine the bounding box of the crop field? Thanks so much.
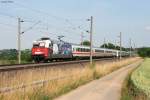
[131,58,150,98]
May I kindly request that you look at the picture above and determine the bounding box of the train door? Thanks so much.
[116,51,119,58]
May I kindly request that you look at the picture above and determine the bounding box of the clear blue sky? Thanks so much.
[0,0,150,49]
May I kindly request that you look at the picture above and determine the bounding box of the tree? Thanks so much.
[100,43,129,51]
[100,43,116,49]
[0,49,32,62]
[138,47,150,57]
[81,40,91,46]
[0,49,17,60]
[21,49,32,62]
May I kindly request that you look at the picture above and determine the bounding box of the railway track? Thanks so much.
[0,58,115,72]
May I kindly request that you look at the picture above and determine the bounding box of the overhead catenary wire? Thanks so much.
[17,17,88,40]
[0,2,90,46]
[22,21,41,34]
[12,2,88,32]
[0,22,16,28]
[0,12,17,19]
[0,3,84,34]
[27,19,88,38]
[0,2,89,39]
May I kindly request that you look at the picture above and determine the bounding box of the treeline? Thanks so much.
[100,43,131,51]
[0,49,32,62]
[81,41,132,51]
[137,47,150,57]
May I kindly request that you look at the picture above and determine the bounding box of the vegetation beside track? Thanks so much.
[0,49,32,65]
[0,57,140,100]
[121,58,150,100]
[138,47,150,57]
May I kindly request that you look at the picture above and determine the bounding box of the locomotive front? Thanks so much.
[31,38,52,62]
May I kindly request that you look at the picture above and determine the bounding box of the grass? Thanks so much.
[0,60,17,65]
[121,72,132,100]
[121,58,150,100]
[0,57,141,100]
[0,60,31,65]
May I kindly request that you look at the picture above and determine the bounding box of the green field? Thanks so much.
[0,60,17,65]
[0,60,31,65]
[131,58,150,97]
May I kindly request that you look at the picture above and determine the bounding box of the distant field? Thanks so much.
[0,60,17,65]
[131,58,150,97]
[0,60,30,65]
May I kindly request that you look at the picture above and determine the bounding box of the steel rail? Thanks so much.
[0,58,115,72]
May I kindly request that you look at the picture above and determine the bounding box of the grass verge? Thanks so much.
[121,58,150,100]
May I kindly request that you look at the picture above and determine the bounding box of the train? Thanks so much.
[31,37,130,62]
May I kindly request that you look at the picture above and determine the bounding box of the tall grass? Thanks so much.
[0,57,140,100]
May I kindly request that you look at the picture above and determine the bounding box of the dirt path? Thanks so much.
[55,60,143,100]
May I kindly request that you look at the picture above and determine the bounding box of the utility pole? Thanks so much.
[18,18,21,64]
[114,40,117,50]
[58,35,64,42]
[81,32,84,45]
[18,18,24,64]
[87,16,93,66]
[133,42,137,56]
[104,37,106,53]
[90,16,93,66]
[119,32,122,59]
[129,38,132,57]
[17,18,38,64]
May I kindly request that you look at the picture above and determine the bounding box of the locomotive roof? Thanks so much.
[39,37,50,40]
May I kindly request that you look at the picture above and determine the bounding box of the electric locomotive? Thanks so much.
[32,37,72,62]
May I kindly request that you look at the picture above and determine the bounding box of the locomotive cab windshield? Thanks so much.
[33,37,52,48]
[33,42,45,48]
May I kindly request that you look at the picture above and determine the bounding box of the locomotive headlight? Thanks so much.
[39,42,45,47]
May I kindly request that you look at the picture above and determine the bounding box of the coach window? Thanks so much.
[87,49,89,52]
[74,48,76,51]
[81,48,83,52]
[100,50,104,52]
[83,48,85,52]
[80,48,82,52]
[76,48,78,51]
[85,49,87,52]
[79,48,80,51]
[82,48,84,52]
